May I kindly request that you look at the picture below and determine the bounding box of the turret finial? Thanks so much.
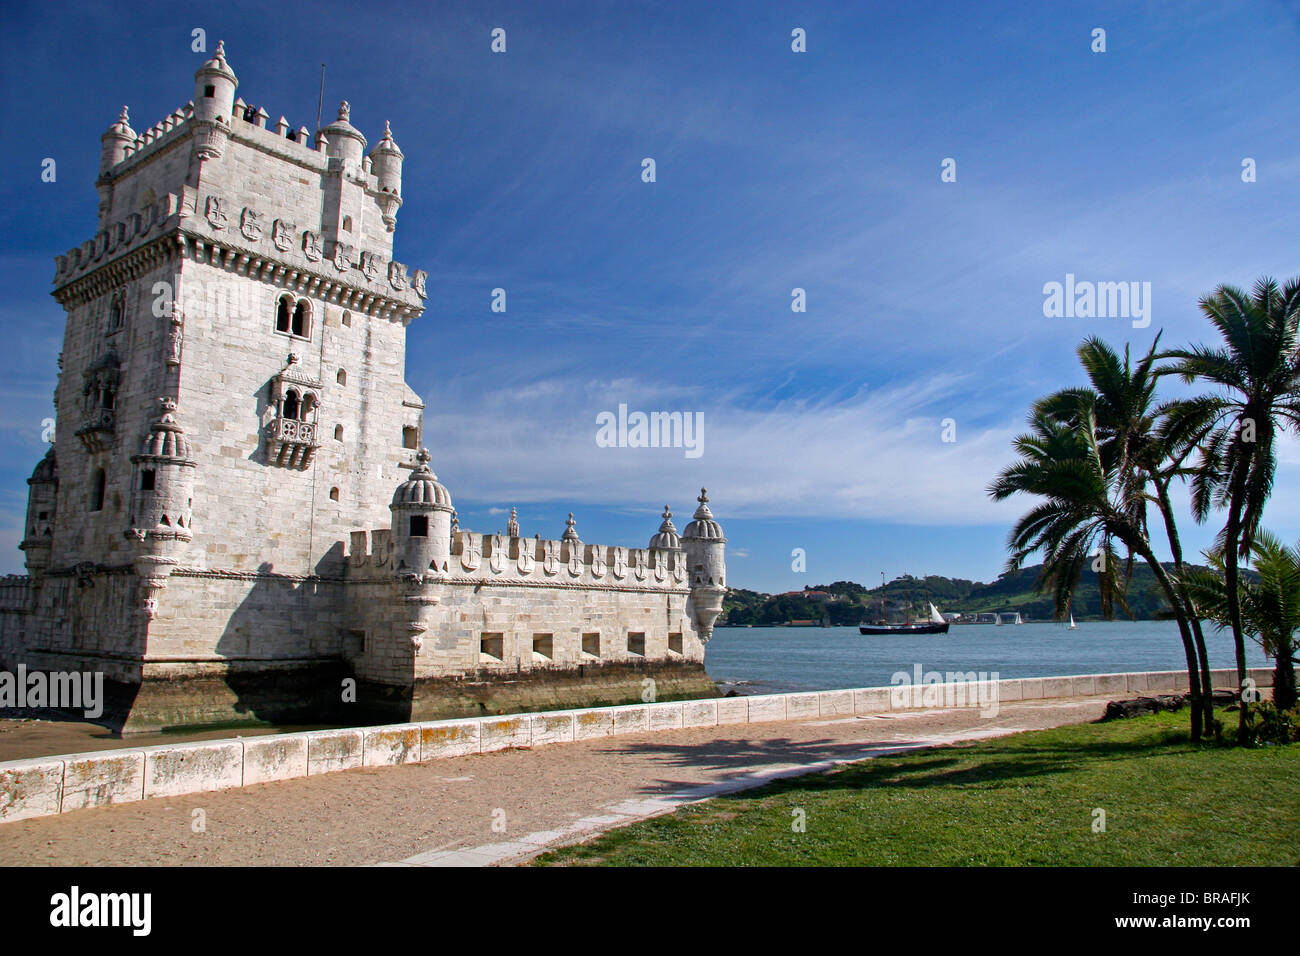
[119,105,130,123]
[416,447,431,465]
[450,509,459,534]
[507,507,519,537]
[562,512,579,542]
[698,487,709,504]
[337,100,351,122]
[215,40,226,59]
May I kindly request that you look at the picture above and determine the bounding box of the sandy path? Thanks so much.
[0,695,1113,866]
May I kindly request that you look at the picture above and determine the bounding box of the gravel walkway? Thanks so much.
[0,695,1114,866]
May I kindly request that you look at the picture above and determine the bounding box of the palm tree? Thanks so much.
[1035,335,1212,736]
[1183,531,1300,712]
[1160,277,1300,738]
[989,407,1205,738]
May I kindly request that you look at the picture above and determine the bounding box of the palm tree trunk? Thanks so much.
[1275,648,1297,710]
[1131,537,1202,740]
[1224,454,1251,740]
[1155,481,1212,736]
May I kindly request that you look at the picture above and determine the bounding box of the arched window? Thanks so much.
[341,310,352,327]
[300,393,317,422]
[334,424,343,441]
[336,369,346,386]
[140,469,156,491]
[291,300,309,337]
[329,487,340,501]
[342,215,353,233]
[90,468,106,512]
[283,390,300,421]
[276,295,292,333]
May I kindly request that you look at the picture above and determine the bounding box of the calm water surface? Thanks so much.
[704,621,1270,694]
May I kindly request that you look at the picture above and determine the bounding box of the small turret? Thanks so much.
[99,106,136,175]
[321,100,367,173]
[506,506,519,537]
[126,399,198,619]
[369,120,404,231]
[648,505,681,551]
[19,448,58,575]
[390,449,454,573]
[191,40,238,160]
[682,488,727,642]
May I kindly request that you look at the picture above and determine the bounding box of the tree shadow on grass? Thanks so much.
[599,728,1191,802]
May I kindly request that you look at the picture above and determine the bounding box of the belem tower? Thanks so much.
[0,44,727,732]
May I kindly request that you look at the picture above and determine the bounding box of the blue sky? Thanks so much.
[1,0,1298,593]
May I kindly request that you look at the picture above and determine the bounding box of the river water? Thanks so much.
[703,621,1271,694]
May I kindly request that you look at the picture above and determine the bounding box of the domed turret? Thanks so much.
[390,449,454,573]
[682,488,727,642]
[321,100,367,172]
[128,398,197,542]
[100,105,136,175]
[192,40,238,160]
[126,399,198,619]
[369,120,404,231]
[648,505,680,550]
[20,448,58,574]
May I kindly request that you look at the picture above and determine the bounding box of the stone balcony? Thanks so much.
[75,408,115,453]
[265,416,320,469]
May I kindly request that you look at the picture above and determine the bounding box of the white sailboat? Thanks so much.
[1068,612,1079,630]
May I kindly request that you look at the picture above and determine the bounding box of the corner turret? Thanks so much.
[191,40,238,160]
[369,121,404,231]
[682,488,727,642]
[321,100,367,173]
[390,449,454,573]
[19,448,58,575]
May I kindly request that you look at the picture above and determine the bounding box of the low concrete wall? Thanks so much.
[0,667,1272,824]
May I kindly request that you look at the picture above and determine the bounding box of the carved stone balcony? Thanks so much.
[76,408,115,453]
[264,416,320,469]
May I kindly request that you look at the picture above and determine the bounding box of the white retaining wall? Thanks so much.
[0,667,1272,823]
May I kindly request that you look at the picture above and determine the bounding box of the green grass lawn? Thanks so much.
[533,712,1300,866]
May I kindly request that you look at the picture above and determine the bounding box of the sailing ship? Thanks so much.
[859,574,951,635]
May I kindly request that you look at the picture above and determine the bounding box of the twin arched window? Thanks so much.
[275,294,311,339]
[281,389,317,422]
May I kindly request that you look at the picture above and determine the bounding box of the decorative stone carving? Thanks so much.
[239,207,264,241]
[302,230,323,262]
[360,251,381,282]
[264,354,323,469]
[460,535,481,572]
[388,260,407,291]
[612,547,627,579]
[591,544,606,578]
[166,304,184,367]
[272,218,294,252]
[489,534,505,573]
[204,195,227,230]
[332,241,353,273]
[412,268,427,299]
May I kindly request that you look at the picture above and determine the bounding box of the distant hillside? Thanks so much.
[721,564,1219,627]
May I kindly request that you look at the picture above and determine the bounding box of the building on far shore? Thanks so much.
[0,44,727,732]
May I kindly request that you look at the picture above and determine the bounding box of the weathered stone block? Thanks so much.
[1041,677,1074,699]
[1020,678,1045,699]
[997,679,1023,702]
[61,749,145,811]
[746,695,787,723]
[786,693,819,720]
[307,729,363,775]
[1093,673,1129,696]
[646,702,684,731]
[1071,675,1097,696]
[242,734,309,785]
[480,716,530,752]
[419,719,480,759]
[529,712,575,746]
[716,697,749,724]
[363,724,421,767]
[1126,673,1151,693]
[572,708,614,740]
[854,687,891,714]
[0,758,65,822]
[611,706,649,735]
[143,741,243,798]
[818,690,854,717]
[682,699,718,728]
